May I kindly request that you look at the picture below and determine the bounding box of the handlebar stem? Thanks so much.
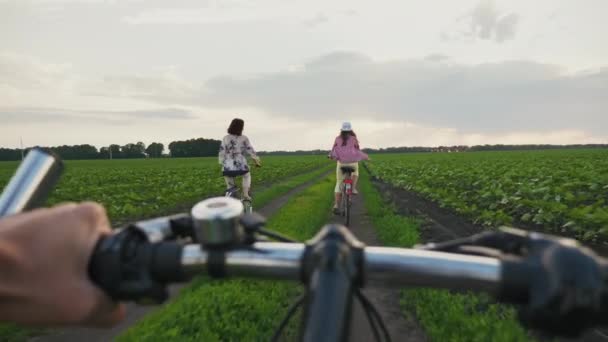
[300,225,365,342]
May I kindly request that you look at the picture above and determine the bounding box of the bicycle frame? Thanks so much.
[299,225,362,341]
[224,178,253,213]
[341,170,354,226]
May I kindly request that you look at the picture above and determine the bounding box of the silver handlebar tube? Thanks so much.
[364,246,500,293]
[181,242,304,280]
[0,148,63,217]
[179,242,502,294]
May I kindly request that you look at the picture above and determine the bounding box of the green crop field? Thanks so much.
[367,149,608,242]
[0,155,330,221]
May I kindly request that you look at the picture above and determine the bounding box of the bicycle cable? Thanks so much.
[356,290,382,342]
[356,289,392,342]
[258,228,298,243]
[271,293,306,342]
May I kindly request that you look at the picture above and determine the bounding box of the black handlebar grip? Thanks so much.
[88,228,187,303]
[505,242,608,337]
[597,258,608,324]
[497,256,532,303]
[150,242,187,282]
[88,235,126,299]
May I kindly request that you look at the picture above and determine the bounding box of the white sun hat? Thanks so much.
[341,122,352,131]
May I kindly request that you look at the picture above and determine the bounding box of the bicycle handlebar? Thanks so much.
[178,243,502,293]
[88,197,608,338]
[0,148,63,217]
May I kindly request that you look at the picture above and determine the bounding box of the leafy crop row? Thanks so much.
[0,156,330,222]
[367,150,608,241]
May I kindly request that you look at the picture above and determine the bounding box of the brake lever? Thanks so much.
[240,212,297,244]
[416,227,528,257]
[418,226,585,258]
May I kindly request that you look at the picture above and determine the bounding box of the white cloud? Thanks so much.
[0,107,197,124]
[121,1,359,26]
[0,0,142,3]
[495,13,519,42]
[0,52,74,90]
[443,0,521,43]
[352,120,605,148]
[183,53,606,136]
[1,48,607,150]
[123,7,274,25]
[302,13,329,28]
[77,51,608,138]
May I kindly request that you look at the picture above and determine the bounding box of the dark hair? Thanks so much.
[227,118,244,136]
[340,130,356,146]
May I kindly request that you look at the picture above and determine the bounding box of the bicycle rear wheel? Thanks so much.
[344,194,351,226]
[340,184,351,226]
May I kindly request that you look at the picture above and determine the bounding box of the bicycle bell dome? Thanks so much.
[191,197,244,247]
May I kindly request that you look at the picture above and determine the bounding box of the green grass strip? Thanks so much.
[253,164,332,208]
[359,168,532,342]
[119,176,336,341]
[0,324,43,342]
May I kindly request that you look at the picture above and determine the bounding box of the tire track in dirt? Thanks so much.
[327,189,427,342]
[32,170,332,342]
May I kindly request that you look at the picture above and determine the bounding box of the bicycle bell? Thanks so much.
[191,197,244,247]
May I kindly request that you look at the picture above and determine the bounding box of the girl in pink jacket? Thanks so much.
[329,122,369,214]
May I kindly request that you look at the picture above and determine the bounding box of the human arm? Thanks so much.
[354,138,369,160]
[243,136,261,166]
[0,203,125,326]
[218,137,226,165]
[329,137,339,161]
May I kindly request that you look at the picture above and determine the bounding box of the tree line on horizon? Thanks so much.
[259,144,608,155]
[0,142,606,161]
[0,138,221,161]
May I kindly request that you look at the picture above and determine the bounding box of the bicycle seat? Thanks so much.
[340,166,355,174]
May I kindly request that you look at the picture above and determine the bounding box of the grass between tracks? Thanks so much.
[252,165,332,209]
[359,168,532,342]
[119,176,336,341]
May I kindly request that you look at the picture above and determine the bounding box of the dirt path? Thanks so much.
[371,177,483,242]
[326,190,427,342]
[371,177,608,342]
[32,171,331,342]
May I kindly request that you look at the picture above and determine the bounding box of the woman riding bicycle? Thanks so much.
[329,122,369,214]
[219,118,261,200]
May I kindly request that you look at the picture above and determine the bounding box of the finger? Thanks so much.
[77,202,112,234]
[86,302,126,328]
[82,287,126,327]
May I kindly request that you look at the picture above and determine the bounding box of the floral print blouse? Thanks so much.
[218,134,260,174]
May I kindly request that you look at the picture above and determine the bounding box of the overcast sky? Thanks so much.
[1,0,607,151]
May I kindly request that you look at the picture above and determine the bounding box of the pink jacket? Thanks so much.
[330,135,369,163]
